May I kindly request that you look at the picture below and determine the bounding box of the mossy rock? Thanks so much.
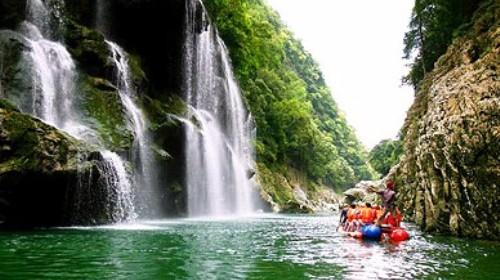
[64,20,113,79]
[0,106,84,173]
[143,95,187,131]
[79,75,133,152]
[281,201,314,214]
[0,30,36,111]
[257,163,340,213]
[128,53,148,91]
[258,164,294,207]
[0,106,129,228]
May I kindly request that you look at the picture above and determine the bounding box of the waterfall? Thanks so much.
[15,0,137,224]
[99,151,137,222]
[19,21,90,139]
[107,41,161,218]
[184,0,257,216]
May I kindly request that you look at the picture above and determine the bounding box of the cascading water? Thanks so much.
[20,21,93,139]
[13,0,137,223]
[184,0,257,216]
[98,151,137,222]
[107,41,161,218]
[22,0,94,139]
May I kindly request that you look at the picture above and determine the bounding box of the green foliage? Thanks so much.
[403,0,486,89]
[257,163,295,208]
[80,76,133,151]
[369,139,403,178]
[204,0,375,189]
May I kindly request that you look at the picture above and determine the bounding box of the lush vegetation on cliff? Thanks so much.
[395,0,499,239]
[204,0,375,189]
[403,0,488,89]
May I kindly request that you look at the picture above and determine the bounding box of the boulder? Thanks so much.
[0,102,115,228]
[342,180,384,205]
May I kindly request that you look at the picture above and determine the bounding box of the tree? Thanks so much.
[204,0,376,189]
[403,0,484,89]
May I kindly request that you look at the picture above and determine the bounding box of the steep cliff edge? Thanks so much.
[393,2,499,240]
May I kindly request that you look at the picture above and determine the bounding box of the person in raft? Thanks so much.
[384,208,403,228]
[370,180,396,225]
[339,204,349,228]
[344,204,359,232]
[358,202,376,226]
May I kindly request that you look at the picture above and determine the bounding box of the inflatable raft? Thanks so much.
[341,224,410,242]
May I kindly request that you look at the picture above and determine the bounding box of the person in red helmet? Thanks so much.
[370,180,396,225]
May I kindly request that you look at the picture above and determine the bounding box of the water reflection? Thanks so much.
[0,215,498,279]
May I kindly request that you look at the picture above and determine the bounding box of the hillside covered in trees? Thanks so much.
[204,0,375,199]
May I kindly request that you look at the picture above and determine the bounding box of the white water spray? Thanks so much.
[15,0,138,223]
[99,151,137,222]
[107,41,161,218]
[184,0,257,217]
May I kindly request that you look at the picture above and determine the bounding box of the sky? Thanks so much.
[266,0,415,149]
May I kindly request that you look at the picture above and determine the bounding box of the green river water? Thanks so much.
[0,214,498,279]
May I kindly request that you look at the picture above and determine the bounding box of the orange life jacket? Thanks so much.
[347,209,357,222]
[360,207,374,223]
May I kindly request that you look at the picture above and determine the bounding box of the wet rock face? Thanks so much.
[0,31,33,104]
[62,0,187,97]
[0,0,26,29]
[394,4,499,240]
[92,0,186,97]
[0,104,110,228]
[258,164,340,214]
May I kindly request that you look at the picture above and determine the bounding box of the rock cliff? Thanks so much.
[392,2,499,240]
[0,101,119,227]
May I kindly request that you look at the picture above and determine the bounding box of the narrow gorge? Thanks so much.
[0,0,499,279]
[1,0,377,227]
[0,0,497,239]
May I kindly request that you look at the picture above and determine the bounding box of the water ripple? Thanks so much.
[0,215,498,279]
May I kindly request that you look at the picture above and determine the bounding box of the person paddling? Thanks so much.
[370,180,396,225]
